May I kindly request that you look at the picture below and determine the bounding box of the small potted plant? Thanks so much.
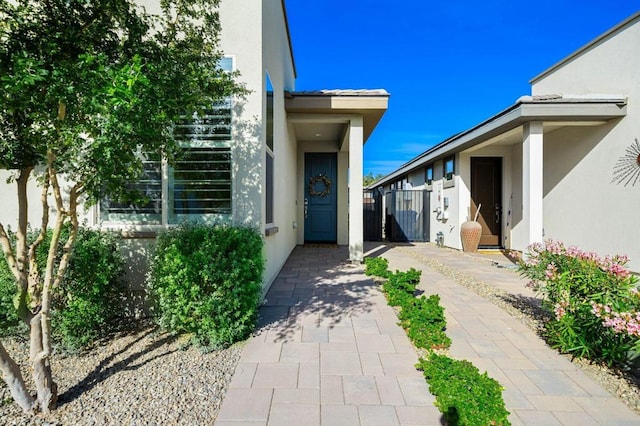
[460,204,482,252]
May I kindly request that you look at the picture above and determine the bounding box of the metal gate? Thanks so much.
[384,190,430,242]
[363,189,383,241]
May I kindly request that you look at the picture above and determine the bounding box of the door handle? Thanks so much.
[495,203,500,224]
[304,198,309,219]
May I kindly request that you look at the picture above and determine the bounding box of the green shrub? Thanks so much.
[378,267,449,349]
[417,353,510,426]
[0,227,127,348]
[382,268,421,306]
[149,223,264,348]
[517,239,640,367]
[0,257,20,333]
[364,256,390,278]
[399,294,451,350]
[53,228,127,349]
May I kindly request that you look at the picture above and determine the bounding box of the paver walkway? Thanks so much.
[216,243,640,425]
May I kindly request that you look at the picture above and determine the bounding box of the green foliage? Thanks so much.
[377,264,507,423]
[364,256,389,278]
[517,240,640,367]
[53,228,127,350]
[0,258,19,332]
[382,268,421,306]
[417,354,510,426]
[150,223,264,349]
[0,227,126,347]
[0,0,245,411]
[399,295,451,350]
[363,172,385,187]
[0,0,246,204]
[378,267,450,349]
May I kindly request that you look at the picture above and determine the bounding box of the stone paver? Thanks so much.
[381,243,640,426]
[215,244,640,425]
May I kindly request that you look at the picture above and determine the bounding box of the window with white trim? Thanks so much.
[100,57,234,225]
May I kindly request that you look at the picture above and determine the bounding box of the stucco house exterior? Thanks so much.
[0,0,389,293]
[370,12,639,271]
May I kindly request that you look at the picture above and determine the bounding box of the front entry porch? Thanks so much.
[285,90,389,263]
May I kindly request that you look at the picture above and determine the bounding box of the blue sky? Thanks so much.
[285,1,639,177]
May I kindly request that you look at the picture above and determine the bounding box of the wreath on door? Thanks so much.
[308,174,332,197]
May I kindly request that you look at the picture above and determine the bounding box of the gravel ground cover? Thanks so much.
[0,323,243,425]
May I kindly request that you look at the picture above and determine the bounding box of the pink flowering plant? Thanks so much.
[517,239,640,367]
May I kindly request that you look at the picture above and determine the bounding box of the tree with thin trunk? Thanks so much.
[0,0,245,414]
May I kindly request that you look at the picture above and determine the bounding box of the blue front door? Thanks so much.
[304,153,337,243]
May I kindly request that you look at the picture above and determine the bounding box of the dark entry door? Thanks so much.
[304,153,337,243]
[471,157,502,247]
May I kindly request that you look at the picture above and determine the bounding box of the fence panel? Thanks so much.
[384,190,430,242]
[363,190,383,241]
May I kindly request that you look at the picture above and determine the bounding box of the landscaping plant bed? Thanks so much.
[0,322,243,425]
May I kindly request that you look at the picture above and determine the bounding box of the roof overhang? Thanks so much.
[285,90,389,145]
[371,96,627,188]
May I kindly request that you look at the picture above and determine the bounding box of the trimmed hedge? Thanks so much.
[149,223,264,348]
[53,228,127,349]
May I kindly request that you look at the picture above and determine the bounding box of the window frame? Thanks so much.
[444,155,455,181]
[168,105,233,224]
[265,73,275,227]
[99,56,236,228]
[425,164,434,187]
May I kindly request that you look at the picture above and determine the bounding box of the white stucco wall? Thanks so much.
[0,172,49,229]
[260,0,298,288]
[424,159,461,249]
[218,0,263,228]
[509,144,525,251]
[531,17,640,271]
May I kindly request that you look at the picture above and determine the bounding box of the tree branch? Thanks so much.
[29,312,56,413]
[40,164,68,359]
[27,173,51,297]
[12,168,34,323]
[0,223,20,282]
[47,153,65,214]
[0,340,36,413]
[52,184,79,291]
[15,167,33,278]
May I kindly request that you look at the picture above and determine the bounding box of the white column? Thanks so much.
[522,122,544,246]
[348,116,364,263]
